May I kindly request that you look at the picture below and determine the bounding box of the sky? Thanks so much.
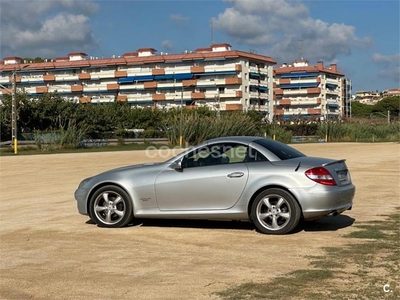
[0,0,399,93]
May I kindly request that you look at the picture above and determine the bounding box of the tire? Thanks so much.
[250,188,301,235]
[88,185,133,228]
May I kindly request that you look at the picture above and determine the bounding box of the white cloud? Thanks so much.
[169,14,189,23]
[214,0,371,63]
[372,53,400,82]
[161,40,174,51]
[0,0,99,58]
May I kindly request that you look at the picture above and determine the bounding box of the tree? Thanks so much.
[351,101,373,117]
[373,96,400,118]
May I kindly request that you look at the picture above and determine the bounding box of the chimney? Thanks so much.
[330,64,337,72]
[317,61,324,69]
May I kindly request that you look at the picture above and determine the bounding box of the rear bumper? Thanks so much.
[290,183,355,220]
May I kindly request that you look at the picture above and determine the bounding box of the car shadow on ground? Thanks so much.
[294,215,355,233]
[86,215,355,233]
[130,219,255,231]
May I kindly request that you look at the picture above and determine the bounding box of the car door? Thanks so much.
[154,143,249,211]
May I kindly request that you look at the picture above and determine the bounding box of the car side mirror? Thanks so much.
[170,160,183,172]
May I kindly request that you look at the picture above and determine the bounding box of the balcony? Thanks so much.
[143,81,157,89]
[107,83,120,90]
[54,74,78,82]
[327,98,339,104]
[71,85,83,92]
[326,78,339,85]
[43,74,56,81]
[78,73,91,80]
[307,88,321,94]
[9,76,21,83]
[190,66,205,73]
[84,85,108,92]
[36,86,48,93]
[249,66,259,73]
[117,95,128,102]
[226,104,243,111]
[114,71,127,78]
[249,78,260,85]
[307,109,322,115]
[279,78,291,85]
[279,99,291,105]
[152,68,165,76]
[252,105,269,111]
[191,92,205,100]
[152,94,166,101]
[182,79,197,87]
[282,89,308,96]
[219,91,242,99]
[326,89,340,95]
[204,64,238,73]
[250,91,259,98]
[259,92,269,99]
[225,78,242,85]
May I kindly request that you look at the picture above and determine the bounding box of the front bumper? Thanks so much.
[290,183,355,220]
[74,188,90,215]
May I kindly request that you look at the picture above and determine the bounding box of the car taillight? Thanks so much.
[305,167,337,186]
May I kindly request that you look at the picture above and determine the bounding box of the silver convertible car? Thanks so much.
[75,136,355,234]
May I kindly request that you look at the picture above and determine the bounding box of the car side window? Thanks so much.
[246,147,269,163]
[181,143,249,168]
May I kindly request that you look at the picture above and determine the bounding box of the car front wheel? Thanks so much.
[250,188,301,235]
[89,185,133,228]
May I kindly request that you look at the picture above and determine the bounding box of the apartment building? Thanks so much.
[0,43,276,121]
[274,60,345,120]
[355,90,381,105]
[343,78,352,118]
[383,88,400,97]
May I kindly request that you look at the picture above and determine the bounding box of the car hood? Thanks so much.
[97,162,162,176]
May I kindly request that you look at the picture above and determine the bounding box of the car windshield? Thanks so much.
[254,138,305,160]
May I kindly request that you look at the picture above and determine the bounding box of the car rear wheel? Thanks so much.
[89,185,133,228]
[250,188,301,235]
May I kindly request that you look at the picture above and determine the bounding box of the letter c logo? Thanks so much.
[383,284,391,293]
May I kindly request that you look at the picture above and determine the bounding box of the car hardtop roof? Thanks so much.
[205,136,272,145]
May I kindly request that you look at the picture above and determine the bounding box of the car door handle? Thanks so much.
[227,172,244,178]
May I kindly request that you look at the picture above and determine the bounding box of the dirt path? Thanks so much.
[0,143,399,299]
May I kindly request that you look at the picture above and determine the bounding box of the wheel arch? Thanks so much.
[247,185,304,220]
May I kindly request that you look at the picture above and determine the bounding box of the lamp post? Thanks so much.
[0,69,20,154]
[11,68,18,154]
[9,65,29,154]
[180,86,184,147]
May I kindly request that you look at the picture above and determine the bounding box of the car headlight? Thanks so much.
[78,177,93,188]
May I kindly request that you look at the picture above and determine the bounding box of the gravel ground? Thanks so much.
[0,142,399,300]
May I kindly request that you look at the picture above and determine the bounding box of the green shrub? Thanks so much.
[166,113,260,145]
[264,124,292,144]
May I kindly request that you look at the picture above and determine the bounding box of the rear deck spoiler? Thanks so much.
[322,159,346,167]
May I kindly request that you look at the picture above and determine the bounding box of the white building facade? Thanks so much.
[0,43,277,121]
[274,60,345,120]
